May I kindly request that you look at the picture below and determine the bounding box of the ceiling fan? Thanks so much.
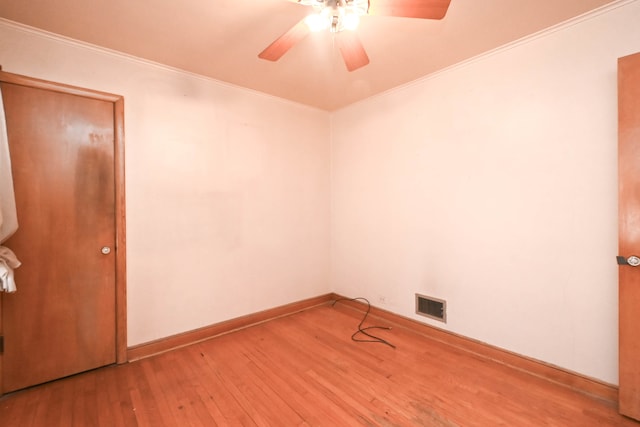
[258,0,452,72]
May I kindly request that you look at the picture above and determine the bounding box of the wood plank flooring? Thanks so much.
[1,302,637,426]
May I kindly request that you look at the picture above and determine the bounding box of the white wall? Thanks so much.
[0,20,331,346]
[331,0,640,384]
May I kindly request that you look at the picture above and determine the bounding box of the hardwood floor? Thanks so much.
[1,302,637,426]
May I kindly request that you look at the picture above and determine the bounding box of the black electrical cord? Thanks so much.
[332,297,396,349]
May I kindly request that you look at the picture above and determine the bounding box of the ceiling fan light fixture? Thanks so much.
[304,13,328,32]
[301,0,367,33]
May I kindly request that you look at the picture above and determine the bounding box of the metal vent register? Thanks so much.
[415,294,446,323]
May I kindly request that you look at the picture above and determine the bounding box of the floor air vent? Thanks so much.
[416,294,446,323]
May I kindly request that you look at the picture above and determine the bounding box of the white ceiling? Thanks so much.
[0,0,617,111]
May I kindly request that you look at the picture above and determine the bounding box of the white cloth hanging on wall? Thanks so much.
[0,84,19,243]
[0,245,20,293]
[0,84,21,292]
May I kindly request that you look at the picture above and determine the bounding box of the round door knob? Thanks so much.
[627,255,640,267]
[101,246,111,255]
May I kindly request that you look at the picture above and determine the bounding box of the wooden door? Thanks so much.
[0,72,127,393]
[618,51,640,421]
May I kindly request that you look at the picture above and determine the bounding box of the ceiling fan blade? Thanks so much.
[337,31,370,72]
[367,0,451,20]
[258,19,310,62]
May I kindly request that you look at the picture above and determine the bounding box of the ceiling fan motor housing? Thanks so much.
[302,0,368,33]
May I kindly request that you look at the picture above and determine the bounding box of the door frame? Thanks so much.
[0,69,127,384]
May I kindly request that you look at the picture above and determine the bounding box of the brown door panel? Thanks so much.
[1,82,116,392]
[618,51,640,421]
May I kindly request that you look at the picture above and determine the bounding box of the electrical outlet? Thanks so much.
[378,295,387,305]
